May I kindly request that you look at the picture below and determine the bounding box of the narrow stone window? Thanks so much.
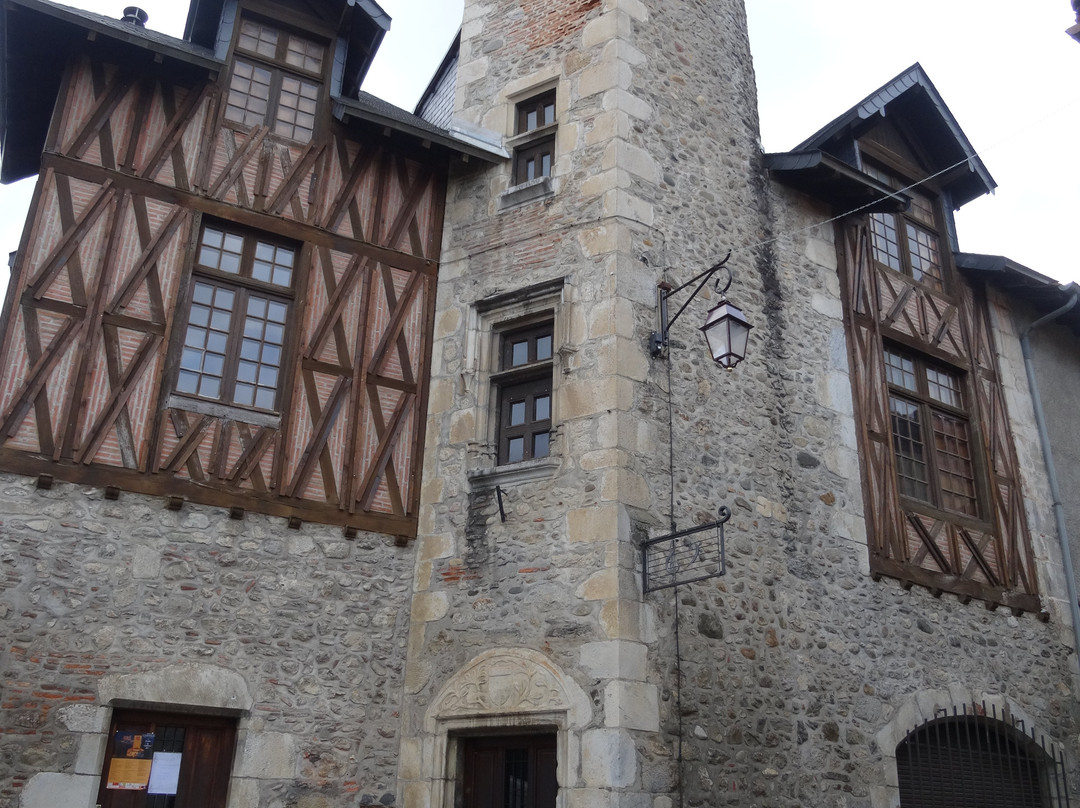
[173,222,297,413]
[511,90,556,186]
[494,322,554,464]
[224,17,326,143]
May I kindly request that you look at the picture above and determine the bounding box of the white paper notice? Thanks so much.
[147,752,182,795]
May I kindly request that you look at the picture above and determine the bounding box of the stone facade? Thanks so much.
[403,1,1080,807]
[0,472,412,808]
[1,0,1078,807]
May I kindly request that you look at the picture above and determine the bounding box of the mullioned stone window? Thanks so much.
[465,279,566,486]
[498,84,559,211]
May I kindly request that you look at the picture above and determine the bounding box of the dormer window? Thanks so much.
[225,18,327,143]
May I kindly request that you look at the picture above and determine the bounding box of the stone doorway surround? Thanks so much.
[405,648,591,808]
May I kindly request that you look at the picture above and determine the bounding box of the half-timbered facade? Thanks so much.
[769,66,1040,613]
[0,0,491,538]
[0,2,499,807]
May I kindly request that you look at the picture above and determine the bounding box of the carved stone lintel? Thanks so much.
[436,654,566,717]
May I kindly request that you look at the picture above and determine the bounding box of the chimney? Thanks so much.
[121,6,148,27]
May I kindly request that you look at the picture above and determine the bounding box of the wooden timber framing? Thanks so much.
[837,144,1039,613]
[0,36,448,538]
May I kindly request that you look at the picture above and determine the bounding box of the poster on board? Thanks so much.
[147,752,183,795]
[105,731,155,790]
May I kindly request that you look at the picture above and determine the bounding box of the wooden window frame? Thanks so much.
[224,16,328,143]
[864,162,947,292]
[493,322,554,465]
[510,90,557,187]
[884,345,985,522]
[172,221,298,414]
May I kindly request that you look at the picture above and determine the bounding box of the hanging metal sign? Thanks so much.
[642,507,730,593]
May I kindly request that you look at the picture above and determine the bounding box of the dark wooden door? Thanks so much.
[96,711,236,808]
[462,734,557,808]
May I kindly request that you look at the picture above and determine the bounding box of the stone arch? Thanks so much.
[419,648,592,808]
[426,647,590,731]
[872,687,1049,808]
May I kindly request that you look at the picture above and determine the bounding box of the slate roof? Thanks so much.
[792,63,995,209]
[0,0,502,184]
[956,253,1080,332]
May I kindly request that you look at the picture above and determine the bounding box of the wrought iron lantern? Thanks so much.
[649,252,752,368]
[700,298,751,370]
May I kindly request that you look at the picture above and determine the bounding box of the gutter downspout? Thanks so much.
[1020,285,1080,663]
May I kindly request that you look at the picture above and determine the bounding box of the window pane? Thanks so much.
[180,347,203,370]
[906,223,942,289]
[238,19,278,59]
[890,395,929,502]
[507,437,524,464]
[284,33,325,74]
[533,431,550,459]
[176,370,199,394]
[535,395,550,421]
[237,362,257,383]
[199,376,221,399]
[927,365,962,408]
[933,411,978,515]
[233,383,254,407]
[511,341,529,366]
[275,77,320,142]
[536,335,552,361]
[908,190,936,227]
[870,213,903,272]
[510,401,526,426]
[884,349,917,392]
[225,60,273,128]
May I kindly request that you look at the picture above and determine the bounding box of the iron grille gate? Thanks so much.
[897,702,1071,808]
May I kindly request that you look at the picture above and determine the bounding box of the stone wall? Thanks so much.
[409,0,1080,805]
[0,473,413,808]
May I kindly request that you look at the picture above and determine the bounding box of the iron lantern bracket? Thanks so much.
[649,252,733,357]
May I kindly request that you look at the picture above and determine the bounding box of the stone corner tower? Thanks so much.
[401,1,777,806]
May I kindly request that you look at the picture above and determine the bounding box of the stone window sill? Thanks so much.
[468,455,559,490]
[497,177,554,212]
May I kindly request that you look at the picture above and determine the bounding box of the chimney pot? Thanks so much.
[121,6,148,26]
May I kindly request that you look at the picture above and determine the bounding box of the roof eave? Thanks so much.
[765,149,912,214]
[335,96,504,163]
[955,252,1080,330]
[792,63,995,209]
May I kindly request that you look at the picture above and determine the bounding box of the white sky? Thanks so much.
[2,0,1078,287]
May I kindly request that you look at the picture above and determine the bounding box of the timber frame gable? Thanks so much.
[769,65,1040,614]
[0,0,496,538]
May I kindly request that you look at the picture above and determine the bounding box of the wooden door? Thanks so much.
[462,734,558,808]
[96,711,236,808]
